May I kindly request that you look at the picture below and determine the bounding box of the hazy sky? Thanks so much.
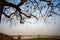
[0,0,60,36]
[0,16,60,35]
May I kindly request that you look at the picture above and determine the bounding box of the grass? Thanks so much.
[0,32,60,40]
[22,37,60,40]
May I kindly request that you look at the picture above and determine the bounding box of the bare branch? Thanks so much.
[3,12,10,18]
[18,0,27,6]
[19,14,24,24]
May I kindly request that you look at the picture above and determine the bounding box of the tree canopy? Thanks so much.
[0,0,60,24]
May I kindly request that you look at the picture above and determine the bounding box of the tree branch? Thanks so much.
[3,12,10,18]
[18,0,27,6]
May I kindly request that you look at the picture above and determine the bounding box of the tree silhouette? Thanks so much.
[0,0,60,24]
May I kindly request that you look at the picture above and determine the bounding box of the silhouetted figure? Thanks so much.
[18,35,21,40]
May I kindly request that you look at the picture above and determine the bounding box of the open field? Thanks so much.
[21,35,60,39]
[21,38,60,40]
[0,32,60,40]
[21,35,60,40]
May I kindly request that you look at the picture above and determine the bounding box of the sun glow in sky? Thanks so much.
[0,0,60,35]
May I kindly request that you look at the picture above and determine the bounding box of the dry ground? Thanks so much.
[0,32,60,40]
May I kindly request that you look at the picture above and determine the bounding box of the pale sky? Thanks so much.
[0,16,60,35]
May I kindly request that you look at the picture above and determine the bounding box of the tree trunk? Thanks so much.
[0,1,4,22]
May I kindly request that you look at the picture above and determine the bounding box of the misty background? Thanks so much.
[0,16,60,35]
